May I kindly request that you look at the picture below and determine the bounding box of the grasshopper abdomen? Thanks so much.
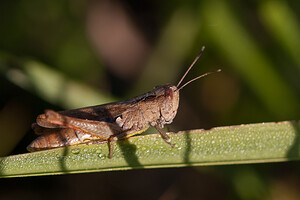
[27,127,107,152]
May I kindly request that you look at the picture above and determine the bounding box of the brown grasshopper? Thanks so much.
[27,46,221,158]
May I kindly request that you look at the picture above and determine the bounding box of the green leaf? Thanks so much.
[201,1,300,118]
[0,120,299,178]
[259,1,300,69]
[1,57,115,109]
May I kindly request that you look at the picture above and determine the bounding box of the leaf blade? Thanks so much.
[0,120,299,178]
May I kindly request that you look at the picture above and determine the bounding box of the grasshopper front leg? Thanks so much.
[154,124,175,148]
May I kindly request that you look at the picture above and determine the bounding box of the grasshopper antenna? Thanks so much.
[176,46,206,88]
[176,46,221,91]
[177,69,221,91]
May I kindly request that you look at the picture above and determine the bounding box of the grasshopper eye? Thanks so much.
[165,88,174,100]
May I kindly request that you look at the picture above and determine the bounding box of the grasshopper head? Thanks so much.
[161,85,180,124]
[151,46,221,125]
[153,84,179,124]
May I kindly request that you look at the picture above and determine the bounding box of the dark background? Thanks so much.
[0,0,300,199]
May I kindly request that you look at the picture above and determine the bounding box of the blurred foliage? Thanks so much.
[0,0,300,199]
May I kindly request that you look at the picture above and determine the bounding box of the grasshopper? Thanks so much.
[27,46,221,158]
